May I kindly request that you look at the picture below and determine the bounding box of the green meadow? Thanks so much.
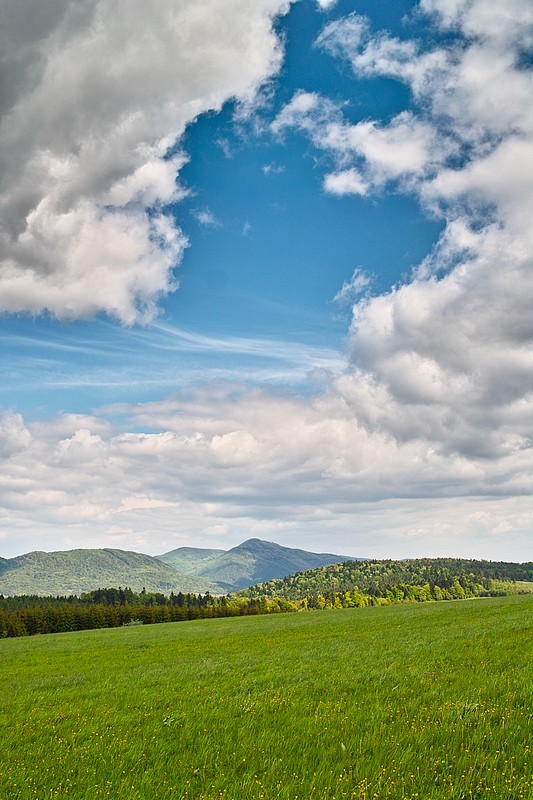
[1,595,531,800]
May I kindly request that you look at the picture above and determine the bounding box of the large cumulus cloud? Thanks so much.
[275,0,533,470]
[0,0,293,322]
[0,390,531,559]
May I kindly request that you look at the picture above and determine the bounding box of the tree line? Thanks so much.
[0,589,297,638]
[0,557,531,638]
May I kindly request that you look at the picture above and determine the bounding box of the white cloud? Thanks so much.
[0,0,294,323]
[318,4,533,142]
[0,390,531,559]
[0,411,32,458]
[268,0,533,535]
[338,113,442,182]
[192,208,221,227]
[272,90,339,136]
[333,268,372,304]
[118,496,180,512]
[316,0,339,9]
[324,169,368,196]
[420,0,533,48]
[315,13,368,53]
[320,1,533,472]
[1,204,186,324]
[262,162,285,176]
[274,95,447,193]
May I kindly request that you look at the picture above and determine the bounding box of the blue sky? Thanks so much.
[1,0,532,560]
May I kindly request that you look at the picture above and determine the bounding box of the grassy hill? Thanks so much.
[1,595,531,799]
[0,548,223,596]
[169,537,357,591]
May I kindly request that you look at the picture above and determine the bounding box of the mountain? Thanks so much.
[161,538,357,592]
[0,548,223,597]
[0,539,359,597]
[156,546,225,574]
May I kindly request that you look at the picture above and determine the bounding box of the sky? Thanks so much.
[0,0,532,561]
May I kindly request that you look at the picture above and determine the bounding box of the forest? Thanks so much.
[1,557,531,638]
[239,557,533,604]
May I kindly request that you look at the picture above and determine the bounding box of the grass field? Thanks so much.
[1,595,532,800]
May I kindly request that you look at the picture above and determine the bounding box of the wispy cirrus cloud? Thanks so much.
[333,268,372,305]
[1,321,346,403]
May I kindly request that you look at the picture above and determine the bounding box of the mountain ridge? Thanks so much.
[0,539,359,597]
[0,547,222,597]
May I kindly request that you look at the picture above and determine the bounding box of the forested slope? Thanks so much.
[238,558,533,607]
[0,548,222,596]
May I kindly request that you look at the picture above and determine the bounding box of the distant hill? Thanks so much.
[156,546,225,574]
[0,548,223,597]
[0,539,359,597]
[156,538,358,592]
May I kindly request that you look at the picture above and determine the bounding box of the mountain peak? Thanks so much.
[194,538,355,590]
[1,540,360,596]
